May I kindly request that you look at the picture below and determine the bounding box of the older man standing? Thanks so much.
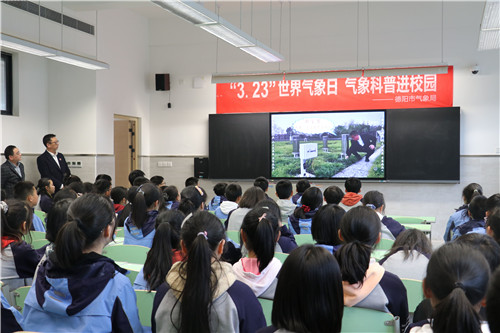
[1,145,25,198]
[37,134,71,192]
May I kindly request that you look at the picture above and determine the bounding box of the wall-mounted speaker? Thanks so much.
[155,74,170,91]
[194,157,209,179]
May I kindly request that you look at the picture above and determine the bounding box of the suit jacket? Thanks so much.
[36,151,71,190]
[1,161,25,198]
[350,133,377,150]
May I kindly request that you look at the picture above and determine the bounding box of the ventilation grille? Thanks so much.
[3,0,94,35]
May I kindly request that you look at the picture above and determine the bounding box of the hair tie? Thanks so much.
[74,217,87,233]
[454,282,465,291]
[258,213,267,222]
[137,185,144,195]
[197,231,208,240]
[301,205,311,213]
[366,204,376,210]
[0,201,8,214]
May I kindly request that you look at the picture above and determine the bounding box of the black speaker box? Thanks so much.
[194,157,209,179]
[155,74,170,91]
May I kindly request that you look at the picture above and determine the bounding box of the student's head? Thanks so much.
[323,186,345,205]
[177,211,226,332]
[462,183,483,204]
[4,145,21,164]
[344,177,361,193]
[294,186,323,219]
[132,176,149,187]
[163,185,179,202]
[276,180,293,199]
[128,169,145,186]
[64,174,81,186]
[456,233,500,272]
[45,198,74,243]
[42,134,58,151]
[53,187,78,203]
[423,242,490,333]
[272,245,344,333]
[240,207,280,273]
[253,176,269,193]
[130,183,161,229]
[81,182,94,194]
[362,190,385,212]
[37,178,55,196]
[349,130,360,140]
[110,186,127,205]
[238,186,265,209]
[486,207,500,245]
[468,194,487,220]
[184,176,199,187]
[311,204,346,246]
[224,184,242,203]
[94,179,112,197]
[14,181,38,207]
[486,193,500,217]
[335,206,381,284]
[150,175,165,187]
[95,174,112,184]
[385,229,432,261]
[143,209,185,291]
[1,199,32,242]
[179,186,207,215]
[213,183,227,197]
[486,267,500,333]
[296,179,311,194]
[54,193,116,270]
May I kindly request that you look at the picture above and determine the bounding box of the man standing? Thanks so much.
[346,130,377,162]
[1,145,25,198]
[37,134,70,192]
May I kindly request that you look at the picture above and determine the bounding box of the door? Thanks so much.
[114,115,138,187]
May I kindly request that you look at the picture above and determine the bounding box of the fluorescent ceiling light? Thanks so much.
[152,0,217,25]
[48,50,110,70]
[239,46,284,63]
[199,24,255,48]
[363,66,449,77]
[478,0,500,50]
[0,33,55,57]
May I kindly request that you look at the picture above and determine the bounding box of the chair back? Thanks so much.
[226,230,240,245]
[341,306,399,333]
[258,297,273,326]
[31,239,50,249]
[401,278,424,313]
[375,238,395,251]
[294,234,314,246]
[274,252,289,264]
[135,289,157,328]
[102,244,149,265]
[13,286,31,313]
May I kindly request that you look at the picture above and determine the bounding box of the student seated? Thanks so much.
[275,179,296,222]
[487,207,500,244]
[110,186,127,215]
[226,186,265,231]
[163,185,180,210]
[444,183,483,241]
[178,185,207,225]
[152,211,266,332]
[292,179,310,205]
[339,177,363,211]
[208,182,227,211]
[288,186,323,234]
[22,194,142,332]
[379,229,432,280]
[36,178,55,213]
[128,169,145,186]
[150,175,165,188]
[215,183,241,220]
[362,190,406,240]
[452,194,488,240]
[323,185,345,205]
[311,204,345,254]
[486,193,500,218]
[14,181,45,232]
[486,267,500,333]
[184,176,198,187]
[254,176,273,201]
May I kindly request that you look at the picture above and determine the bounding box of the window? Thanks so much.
[1,52,13,115]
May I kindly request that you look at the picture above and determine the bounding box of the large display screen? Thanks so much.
[271,111,386,179]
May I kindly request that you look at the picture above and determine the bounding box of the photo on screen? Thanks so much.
[271,111,385,179]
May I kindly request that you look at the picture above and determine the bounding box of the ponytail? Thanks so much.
[178,186,206,216]
[432,287,481,333]
[131,183,161,229]
[54,220,87,269]
[293,187,323,219]
[144,223,174,291]
[335,241,372,284]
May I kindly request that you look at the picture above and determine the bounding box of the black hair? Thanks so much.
[311,204,346,246]
[241,207,280,272]
[213,183,227,196]
[143,210,185,291]
[94,179,112,196]
[45,198,74,243]
[334,206,380,284]
[238,186,265,209]
[462,183,483,204]
[110,186,127,205]
[224,184,242,202]
[293,186,323,219]
[14,181,35,201]
[362,190,385,209]
[163,185,179,202]
[486,193,500,213]
[150,175,165,186]
[128,169,146,186]
[344,177,361,193]
[272,245,344,333]
[486,267,500,333]
[487,207,500,245]
[383,229,432,261]
[1,199,33,244]
[323,186,345,205]
[1,189,6,201]
[54,193,115,270]
[276,180,293,199]
[296,179,311,194]
[4,145,16,160]
[37,178,53,196]
[456,233,500,272]
[133,176,150,187]
[63,174,81,186]
[349,130,359,137]
[254,199,282,223]
[253,176,269,192]
[81,182,94,194]
[42,134,56,148]
[468,194,487,220]
[130,183,161,229]
[175,211,226,332]
[53,188,78,203]
[95,174,112,183]
[425,242,490,333]
[184,177,199,187]
[179,186,206,216]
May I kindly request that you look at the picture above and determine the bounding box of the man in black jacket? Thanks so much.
[36,134,70,192]
[1,145,25,198]
[346,130,376,162]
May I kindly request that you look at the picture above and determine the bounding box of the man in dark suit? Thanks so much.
[37,134,71,192]
[346,130,377,162]
[1,145,25,198]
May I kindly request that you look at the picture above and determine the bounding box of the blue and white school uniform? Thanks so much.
[232,257,282,300]
[208,195,226,211]
[406,319,491,333]
[226,207,251,231]
[443,205,470,241]
[22,252,142,332]
[277,225,298,253]
[1,239,42,292]
[288,209,318,234]
[1,291,23,332]
[376,212,405,240]
[451,219,486,240]
[215,200,239,220]
[32,212,46,232]
[124,210,158,248]
[379,249,430,280]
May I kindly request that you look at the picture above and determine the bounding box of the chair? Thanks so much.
[115,227,125,238]
[102,244,149,265]
[126,269,140,286]
[13,286,31,313]
[375,238,394,251]
[341,306,399,333]
[294,234,314,246]
[371,249,388,261]
[25,231,46,242]
[135,289,156,328]
[401,278,424,313]
[30,239,50,249]
[34,210,46,222]
[226,230,240,245]
[274,252,289,264]
[258,298,273,326]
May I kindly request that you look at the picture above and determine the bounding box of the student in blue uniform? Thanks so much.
[444,183,483,241]
[208,182,227,211]
[311,204,346,254]
[162,185,180,210]
[288,186,323,234]
[452,194,488,240]
[124,183,161,247]
[362,190,405,240]
[292,179,310,205]
[215,183,242,220]
[22,193,142,332]
[335,206,409,333]
[152,210,266,332]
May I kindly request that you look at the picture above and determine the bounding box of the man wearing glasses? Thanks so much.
[37,134,71,192]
